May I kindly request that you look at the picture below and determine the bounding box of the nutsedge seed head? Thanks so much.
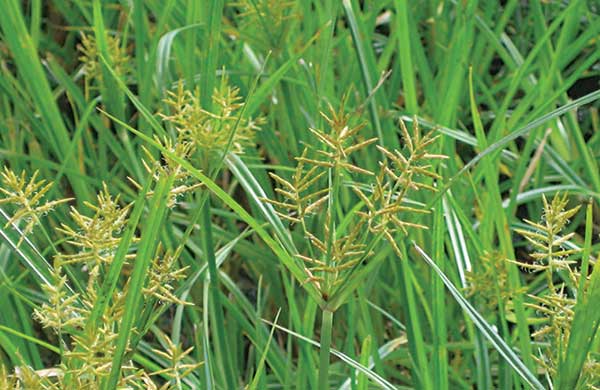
[160,77,263,162]
[228,0,297,53]
[263,108,445,295]
[0,167,70,246]
[77,33,131,83]
[57,183,133,268]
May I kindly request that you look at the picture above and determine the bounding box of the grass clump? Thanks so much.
[1,1,600,389]
[0,169,196,389]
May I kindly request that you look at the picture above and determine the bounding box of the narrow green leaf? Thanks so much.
[105,175,173,390]
[414,243,545,390]
[248,309,281,390]
[558,200,600,389]
[262,319,397,390]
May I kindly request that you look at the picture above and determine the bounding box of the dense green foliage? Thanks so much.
[0,1,599,389]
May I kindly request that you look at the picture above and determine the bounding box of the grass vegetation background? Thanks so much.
[0,0,600,389]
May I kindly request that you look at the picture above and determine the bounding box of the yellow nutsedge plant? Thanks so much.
[262,98,378,294]
[514,193,599,385]
[262,96,445,387]
[265,110,446,295]
[158,75,262,389]
[34,184,134,386]
[0,168,196,388]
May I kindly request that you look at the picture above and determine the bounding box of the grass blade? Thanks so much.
[248,309,281,390]
[557,200,600,389]
[413,243,545,390]
[105,175,173,390]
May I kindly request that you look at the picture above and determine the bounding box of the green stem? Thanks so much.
[201,196,236,389]
[318,309,334,389]
[324,165,341,294]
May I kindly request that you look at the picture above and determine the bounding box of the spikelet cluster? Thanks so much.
[77,33,131,82]
[515,194,580,288]
[229,0,296,53]
[0,365,16,389]
[33,267,84,332]
[132,134,202,208]
[0,168,70,245]
[0,172,197,388]
[160,77,263,161]
[1,363,61,390]
[149,334,204,388]
[299,100,378,175]
[583,359,600,390]
[64,325,122,381]
[354,120,446,256]
[56,183,132,270]
[263,99,444,296]
[143,244,191,306]
[515,193,599,386]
